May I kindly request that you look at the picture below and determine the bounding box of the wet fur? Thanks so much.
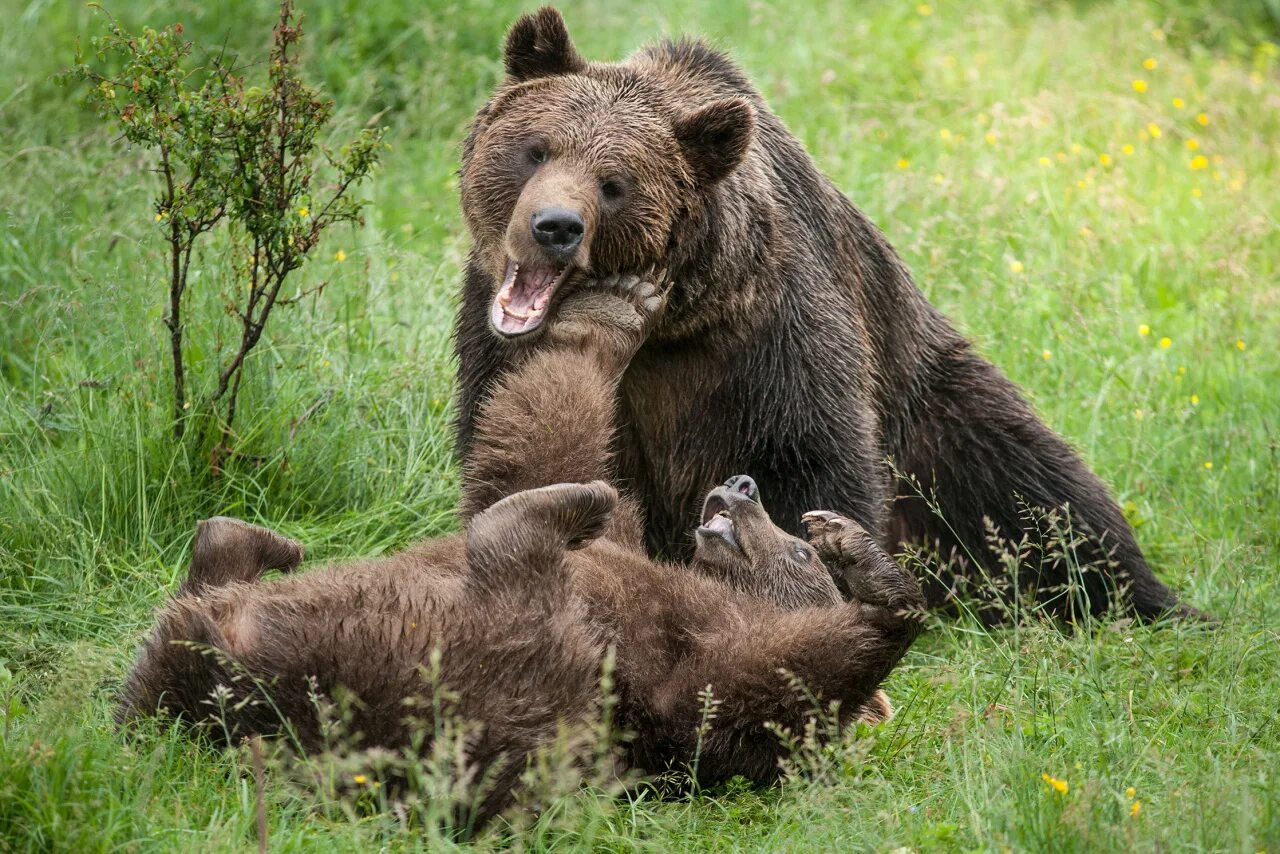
[120,279,924,824]
[453,8,1200,624]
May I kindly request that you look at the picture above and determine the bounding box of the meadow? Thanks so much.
[2,0,1278,849]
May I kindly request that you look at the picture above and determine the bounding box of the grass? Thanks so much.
[1,0,1278,849]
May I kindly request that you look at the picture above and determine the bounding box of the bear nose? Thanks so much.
[722,475,759,503]
[531,207,585,255]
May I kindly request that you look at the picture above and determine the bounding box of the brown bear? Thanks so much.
[119,278,924,827]
[452,7,1201,623]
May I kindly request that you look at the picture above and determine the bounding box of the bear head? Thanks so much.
[692,474,843,610]
[461,7,756,338]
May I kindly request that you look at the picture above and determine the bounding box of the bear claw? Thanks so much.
[801,510,847,537]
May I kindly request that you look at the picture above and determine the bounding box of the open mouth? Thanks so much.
[490,259,573,337]
[696,494,740,552]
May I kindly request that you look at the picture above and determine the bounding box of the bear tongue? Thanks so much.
[697,511,738,550]
[491,262,564,336]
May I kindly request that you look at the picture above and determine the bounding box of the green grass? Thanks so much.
[2,0,1278,850]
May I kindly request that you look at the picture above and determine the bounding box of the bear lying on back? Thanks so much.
[119,278,925,827]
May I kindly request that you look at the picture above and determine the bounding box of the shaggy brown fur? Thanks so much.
[452,7,1202,624]
[120,279,923,824]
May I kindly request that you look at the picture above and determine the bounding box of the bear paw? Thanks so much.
[547,272,667,358]
[801,510,872,567]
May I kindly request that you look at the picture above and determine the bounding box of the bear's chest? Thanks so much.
[617,331,888,559]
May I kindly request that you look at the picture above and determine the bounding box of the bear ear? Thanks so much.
[503,7,586,82]
[673,97,756,186]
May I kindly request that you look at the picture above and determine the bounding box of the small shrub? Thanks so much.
[65,1,384,463]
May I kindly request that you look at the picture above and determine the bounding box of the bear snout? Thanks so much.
[531,207,585,257]
[722,474,759,503]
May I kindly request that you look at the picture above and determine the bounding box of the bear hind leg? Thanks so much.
[466,481,617,592]
[888,349,1201,623]
[180,516,304,596]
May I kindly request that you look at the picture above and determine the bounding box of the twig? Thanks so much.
[251,735,268,854]
[288,389,334,442]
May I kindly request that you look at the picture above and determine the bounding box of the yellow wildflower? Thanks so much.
[1126,787,1137,799]
[1138,324,1151,337]
[354,774,369,785]
[896,158,910,170]
[985,131,998,145]
[1056,151,1068,162]
[932,173,945,185]
[1191,187,1202,198]
[1190,394,1199,405]
[1131,800,1143,816]
[154,211,167,222]
[1151,27,1166,41]
[917,3,933,15]
[1132,79,1148,93]
[1147,122,1162,138]
[1099,153,1113,167]
[1190,155,1208,170]
[297,206,310,218]
[1203,461,1213,470]
[1159,336,1172,349]
[334,249,347,262]
[1008,260,1025,274]
[1134,409,1145,420]
[1042,349,1052,361]
[1076,179,1087,189]
[1143,58,1158,70]
[1122,144,1135,156]
[1236,339,1246,350]
[1079,225,1092,237]
[1196,112,1209,125]
[1185,138,1199,151]
[1172,97,1186,109]
[1039,156,1052,166]
[1041,773,1069,795]
[1178,366,1186,375]
[939,128,952,140]
[1071,142,1083,154]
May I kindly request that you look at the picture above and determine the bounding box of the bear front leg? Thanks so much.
[453,260,523,461]
[802,510,927,632]
[460,274,666,521]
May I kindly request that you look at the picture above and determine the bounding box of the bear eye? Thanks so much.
[527,144,549,165]
[600,179,624,201]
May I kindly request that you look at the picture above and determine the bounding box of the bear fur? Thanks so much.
[452,7,1200,623]
[119,279,924,827]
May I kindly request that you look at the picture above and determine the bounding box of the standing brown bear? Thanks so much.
[453,7,1199,623]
